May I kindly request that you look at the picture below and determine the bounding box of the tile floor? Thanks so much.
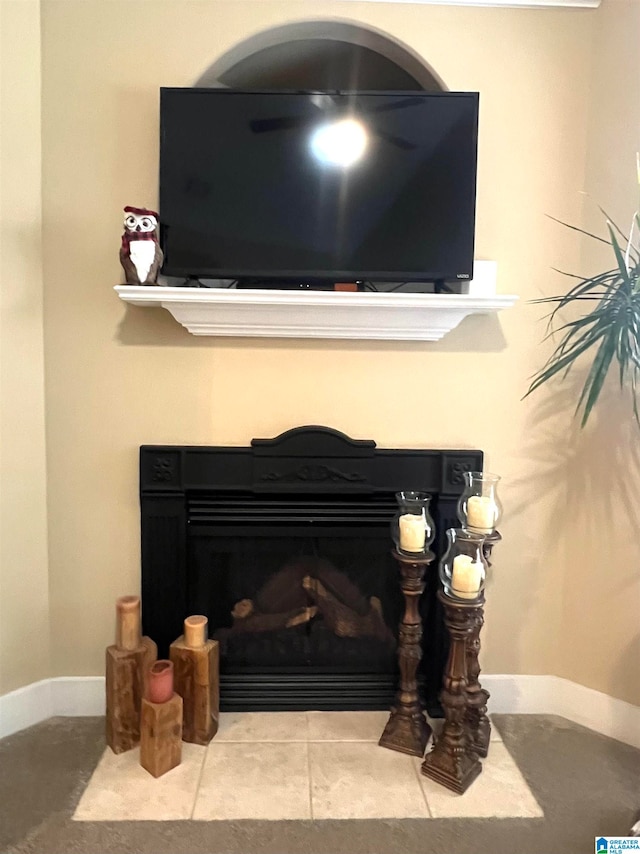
[73,711,544,822]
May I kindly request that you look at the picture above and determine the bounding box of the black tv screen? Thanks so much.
[159,88,479,284]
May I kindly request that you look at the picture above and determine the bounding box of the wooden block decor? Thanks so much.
[105,637,157,754]
[140,660,183,778]
[139,692,183,778]
[170,615,219,745]
[105,594,157,754]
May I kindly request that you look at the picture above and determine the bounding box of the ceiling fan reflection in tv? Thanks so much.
[249,93,421,152]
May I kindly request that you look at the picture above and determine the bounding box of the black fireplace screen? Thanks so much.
[190,529,402,673]
[140,426,482,712]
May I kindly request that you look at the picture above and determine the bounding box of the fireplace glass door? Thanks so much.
[187,495,403,708]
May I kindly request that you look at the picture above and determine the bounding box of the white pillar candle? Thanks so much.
[399,513,426,552]
[466,495,497,531]
[451,554,483,599]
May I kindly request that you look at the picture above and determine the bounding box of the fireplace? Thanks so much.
[140,427,482,713]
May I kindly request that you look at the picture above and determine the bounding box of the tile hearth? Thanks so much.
[73,712,543,822]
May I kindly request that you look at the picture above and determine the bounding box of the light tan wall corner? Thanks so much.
[41,2,598,692]
[0,0,50,694]
[553,0,640,706]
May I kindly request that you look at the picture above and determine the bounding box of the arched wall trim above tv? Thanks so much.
[194,19,446,92]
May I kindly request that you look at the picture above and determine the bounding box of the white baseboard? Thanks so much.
[0,679,53,740]
[1,674,639,749]
[50,676,106,718]
[482,675,640,749]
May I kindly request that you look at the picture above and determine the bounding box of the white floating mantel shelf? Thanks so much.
[115,281,518,342]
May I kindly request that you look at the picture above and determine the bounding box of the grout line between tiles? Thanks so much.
[304,712,313,820]
[306,741,314,821]
[189,744,209,820]
[412,754,432,818]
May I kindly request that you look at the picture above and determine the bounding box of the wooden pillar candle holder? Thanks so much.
[465,531,501,757]
[464,598,491,757]
[140,660,183,778]
[105,595,157,754]
[379,549,433,757]
[170,615,219,745]
[421,590,482,794]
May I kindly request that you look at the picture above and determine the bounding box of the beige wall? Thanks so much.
[36,0,637,705]
[0,0,50,694]
[555,0,640,704]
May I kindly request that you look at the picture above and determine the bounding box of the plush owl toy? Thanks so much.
[119,206,163,286]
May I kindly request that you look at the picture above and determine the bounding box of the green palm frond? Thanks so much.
[545,214,611,245]
[525,190,640,427]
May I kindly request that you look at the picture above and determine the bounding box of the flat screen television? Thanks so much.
[159,88,479,286]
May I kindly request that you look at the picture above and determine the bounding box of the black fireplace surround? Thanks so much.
[140,427,482,714]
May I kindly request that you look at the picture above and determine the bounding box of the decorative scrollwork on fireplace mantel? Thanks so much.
[447,461,474,486]
[260,464,367,484]
[142,449,182,490]
[152,456,176,483]
[442,454,482,495]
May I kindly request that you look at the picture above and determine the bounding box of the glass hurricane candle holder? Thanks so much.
[439,528,487,601]
[391,491,435,556]
[457,471,502,535]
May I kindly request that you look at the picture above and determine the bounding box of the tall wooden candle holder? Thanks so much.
[379,549,434,757]
[465,531,501,757]
[105,595,157,754]
[421,590,482,794]
[170,615,219,745]
[464,600,490,757]
[140,660,183,778]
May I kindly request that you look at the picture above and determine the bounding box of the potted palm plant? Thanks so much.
[525,160,640,426]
